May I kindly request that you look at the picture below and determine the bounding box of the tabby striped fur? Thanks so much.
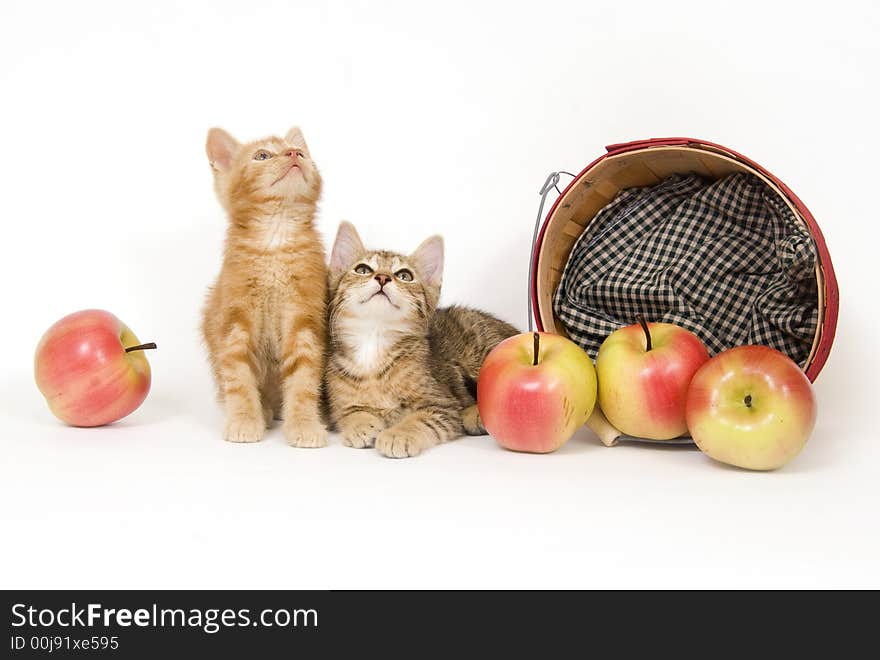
[325,222,518,458]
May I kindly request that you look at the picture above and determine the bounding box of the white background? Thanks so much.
[1,0,878,589]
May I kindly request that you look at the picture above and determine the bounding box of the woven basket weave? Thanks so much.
[530,137,838,383]
[529,138,838,445]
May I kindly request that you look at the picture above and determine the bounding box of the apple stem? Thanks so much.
[636,314,652,352]
[533,332,540,366]
[125,342,158,353]
[744,394,752,408]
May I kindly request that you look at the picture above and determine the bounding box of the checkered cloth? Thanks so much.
[553,172,819,366]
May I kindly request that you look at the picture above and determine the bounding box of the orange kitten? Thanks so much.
[201,126,328,446]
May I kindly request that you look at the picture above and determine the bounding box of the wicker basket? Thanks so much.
[528,138,839,444]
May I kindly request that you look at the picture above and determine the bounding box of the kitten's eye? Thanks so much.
[253,150,272,161]
[354,263,373,275]
[395,269,414,282]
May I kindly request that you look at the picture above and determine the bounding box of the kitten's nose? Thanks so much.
[375,274,391,287]
[285,150,297,158]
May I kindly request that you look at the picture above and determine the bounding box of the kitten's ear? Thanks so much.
[206,127,239,173]
[411,235,444,288]
[285,126,309,152]
[330,221,365,275]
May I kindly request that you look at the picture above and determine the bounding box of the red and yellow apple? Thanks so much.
[478,332,597,453]
[685,345,816,470]
[596,319,709,440]
[34,309,156,427]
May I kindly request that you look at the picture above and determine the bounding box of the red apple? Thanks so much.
[596,318,709,440]
[478,332,597,453]
[685,345,816,470]
[34,309,156,427]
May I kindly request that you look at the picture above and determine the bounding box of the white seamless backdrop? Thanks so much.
[1,0,878,589]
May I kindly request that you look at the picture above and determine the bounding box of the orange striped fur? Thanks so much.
[202,126,328,446]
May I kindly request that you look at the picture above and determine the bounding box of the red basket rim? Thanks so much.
[530,137,838,382]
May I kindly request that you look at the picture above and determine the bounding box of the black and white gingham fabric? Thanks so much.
[552,172,819,366]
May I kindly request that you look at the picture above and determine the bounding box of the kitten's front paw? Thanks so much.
[284,418,328,448]
[224,415,265,443]
[339,412,383,449]
[375,429,424,459]
[341,418,383,449]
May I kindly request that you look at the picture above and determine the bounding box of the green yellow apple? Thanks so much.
[685,345,816,470]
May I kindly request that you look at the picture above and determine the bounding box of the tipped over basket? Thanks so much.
[528,138,838,444]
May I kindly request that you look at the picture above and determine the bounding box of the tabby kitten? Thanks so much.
[202,126,328,447]
[326,222,518,458]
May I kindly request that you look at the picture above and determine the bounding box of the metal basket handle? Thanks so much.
[528,171,575,331]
